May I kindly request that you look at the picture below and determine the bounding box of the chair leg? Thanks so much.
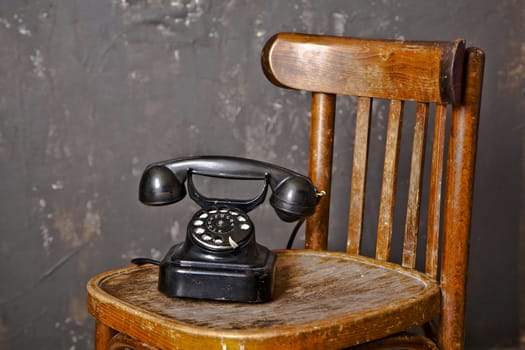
[95,321,117,350]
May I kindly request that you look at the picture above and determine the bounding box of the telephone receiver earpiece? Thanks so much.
[270,176,318,222]
[138,155,320,222]
[139,165,186,205]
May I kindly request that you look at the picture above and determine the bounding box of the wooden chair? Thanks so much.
[87,33,484,350]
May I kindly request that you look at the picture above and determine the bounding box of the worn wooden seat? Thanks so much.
[87,33,484,349]
[88,250,439,349]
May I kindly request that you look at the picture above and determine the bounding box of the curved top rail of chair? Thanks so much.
[87,250,440,350]
[261,32,465,105]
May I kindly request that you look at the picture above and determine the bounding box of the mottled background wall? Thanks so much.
[0,0,523,349]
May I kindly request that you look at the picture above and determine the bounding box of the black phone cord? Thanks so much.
[286,218,306,249]
[131,257,160,266]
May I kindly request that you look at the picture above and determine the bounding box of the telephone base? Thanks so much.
[158,244,277,303]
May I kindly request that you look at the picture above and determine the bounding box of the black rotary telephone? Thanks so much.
[135,155,320,303]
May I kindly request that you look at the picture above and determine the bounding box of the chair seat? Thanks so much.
[87,250,440,350]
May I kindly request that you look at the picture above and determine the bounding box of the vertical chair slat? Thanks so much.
[402,103,429,268]
[347,97,372,255]
[425,104,447,278]
[376,100,404,261]
[305,92,336,250]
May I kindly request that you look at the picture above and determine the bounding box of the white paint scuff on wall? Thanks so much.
[332,12,347,35]
[29,49,46,78]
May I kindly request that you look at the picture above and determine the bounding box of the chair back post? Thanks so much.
[439,47,485,350]
[305,92,336,250]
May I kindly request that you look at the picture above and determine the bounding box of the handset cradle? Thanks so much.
[138,156,319,303]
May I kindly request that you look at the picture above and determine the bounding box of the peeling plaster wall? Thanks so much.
[0,0,522,349]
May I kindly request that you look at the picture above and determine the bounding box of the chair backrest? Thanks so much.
[261,32,484,349]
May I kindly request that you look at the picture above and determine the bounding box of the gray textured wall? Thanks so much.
[0,1,522,349]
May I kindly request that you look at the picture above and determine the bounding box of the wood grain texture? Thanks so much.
[262,33,465,104]
[95,320,117,350]
[425,104,448,279]
[347,97,372,255]
[305,92,336,250]
[402,103,429,269]
[438,47,485,350]
[261,33,484,350]
[376,100,404,261]
[87,250,440,350]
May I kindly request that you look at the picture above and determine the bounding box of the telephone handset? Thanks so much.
[137,155,320,303]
